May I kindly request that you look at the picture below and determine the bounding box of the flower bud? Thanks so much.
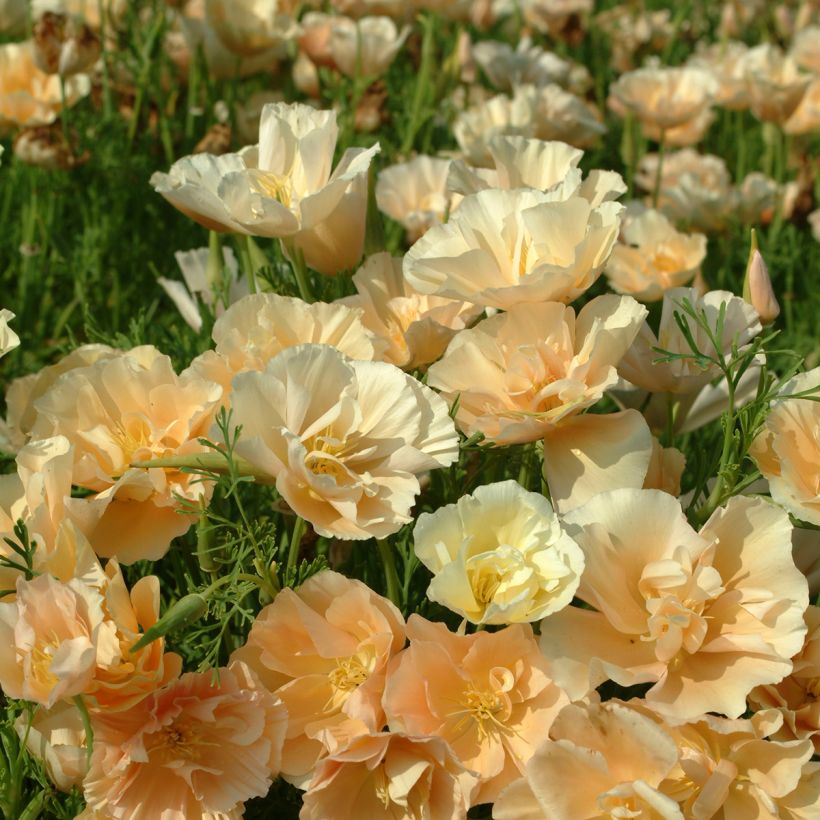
[130,593,208,652]
[293,51,320,98]
[743,232,780,324]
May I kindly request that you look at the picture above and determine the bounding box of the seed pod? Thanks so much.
[130,593,208,652]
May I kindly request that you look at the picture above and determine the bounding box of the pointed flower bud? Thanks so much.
[743,231,780,324]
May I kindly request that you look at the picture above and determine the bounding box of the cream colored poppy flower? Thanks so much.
[494,700,683,820]
[187,291,382,394]
[448,135,625,206]
[205,0,297,57]
[14,702,88,792]
[225,343,459,540]
[413,480,584,625]
[610,65,717,133]
[328,15,409,78]
[688,40,750,110]
[427,295,646,444]
[617,287,761,395]
[375,155,459,243]
[742,43,811,123]
[471,37,590,94]
[605,209,707,301]
[338,253,481,370]
[404,187,623,310]
[792,25,820,73]
[784,77,820,136]
[152,102,380,275]
[383,615,569,805]
[0,308,19,359]
[636,149,736,231]
[750,367,820,526]
[83,661,287,820]
[30,346,223,563]
[0,41,90,131]
[232,570,406,785]
[539,491,809,721]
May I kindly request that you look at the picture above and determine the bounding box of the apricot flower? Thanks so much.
[82,661,287,820]
[427,295,647,444]
[187,292,381,394]
[233,570,406,785]
[383,616,568,805]
[301,733,478,820]
[605,209,707,301]
[226,343,458,540]
[750,367,820,526]
[404,187,623,310]
[30,346,222,562]
[494,700,683,820]
[413,480,584,625]
[328,15,410,78]
[338,253,481,370]
[538,491,809,721]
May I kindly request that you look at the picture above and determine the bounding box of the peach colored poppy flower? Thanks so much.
[338,253,481,370]
[494,699,683,820]
[30,346,222,563]
[0,572,106,707]
[186,292,382,395]
[383,615,569,805]
[404,187,623,311]
[225,343,458,540]
[605,209,707,301]
[688,40,750,110]
[301,733,478,820]
[413,480,584,625]
[751,367,820,526]
[617,287,761,396]
[610,65,717,133]
[375,155,459,243]
[539,491,809,721]
[2,343,116,453]
[427,295,646,445]
[233,570,405,785]
[660,709,817,818]
[82,661,287,820]
[749,605,820,753]
[0,308,18,360]
[0,40,90,131]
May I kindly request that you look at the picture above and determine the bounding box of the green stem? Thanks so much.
[97,0,113,118]
[58,74,71,149]
[285,243,315,303]
[652,129,666,210]
[130,451,271,481]
[697,375,736,522]
[377,539,401,608]
[400,14,436,156]
[286,516,307,576]
[72,695,94,768]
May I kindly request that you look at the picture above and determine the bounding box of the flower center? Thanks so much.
[253,172,294,208]
[454,684,507,740]
[328,655,370,692]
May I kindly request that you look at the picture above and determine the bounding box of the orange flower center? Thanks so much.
[454,684,507,740]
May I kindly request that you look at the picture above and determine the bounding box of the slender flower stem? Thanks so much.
[377,539,401,608]
[130,451,271,482]
[72,695,94,768]
[652,129,667,209]
[287,516,308,576]
[285,243,315,303]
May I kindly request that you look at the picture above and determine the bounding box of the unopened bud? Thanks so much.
[130,593,208,652]
[292,51,320,98]
[743,231,780,324]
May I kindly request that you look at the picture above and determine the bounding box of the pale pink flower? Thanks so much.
[301,733,478,820]
[233,570,406,785]
[327,15,410,78]
[225,343,458,540]
[539,491,809,721]
[83,661,287,820]
[383,615,569,805]
[205,0,297,57]
[494,699,683,820]
[742,43,811,123]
